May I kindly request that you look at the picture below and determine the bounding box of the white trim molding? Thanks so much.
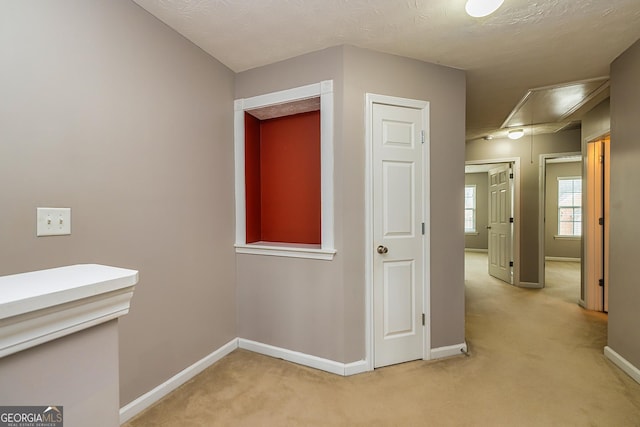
[235,243,336,261]
[0,264,137,358]
[545,256,580,262]
[604,346,640,385]
[553,235,581,241]
[431,342,468,360]
[238,338,368,376]
[464,248,488,253]
[234,80,335,260]
[120,338,239,424]
[518,281,543,289]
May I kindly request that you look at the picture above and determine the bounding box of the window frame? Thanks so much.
[464,184,477,234]
[233,81,336,260]
[556,176,582,238]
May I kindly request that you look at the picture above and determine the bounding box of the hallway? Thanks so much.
[125,253,640,426]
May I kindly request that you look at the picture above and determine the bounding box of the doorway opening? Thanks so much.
[584,135,610,312]
[465,159,520,286]
[538,152,582,302]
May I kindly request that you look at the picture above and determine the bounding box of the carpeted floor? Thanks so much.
[123,252,640,426]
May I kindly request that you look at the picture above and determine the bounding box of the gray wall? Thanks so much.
[466,130,581,284]
[465,173,489,250]
[235,45,466,361]
[235,47,347,361]
[545,162,582,259]
[343,46,466,351]
[608,38,640,370]
[0,322,119,427]
[0,1,236,405]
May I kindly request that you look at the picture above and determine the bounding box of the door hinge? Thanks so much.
[421,222,425,235]
[509,217,514,223]
[421,130,425,144]
[600,155,604,164]
[599,278,605,287]
[599,217,604,226]
[422,313,426,326]
[509,261,514,267]
[509,172,514,179]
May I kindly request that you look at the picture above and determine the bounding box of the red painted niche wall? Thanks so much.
[245,110,321,245]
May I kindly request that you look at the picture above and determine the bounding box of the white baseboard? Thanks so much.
[119,338,238,424]
[604,346,640,385]
[344,359,370,376]
[545,256,580,262]
[518,281,543,289]
[464,248,488,253]
[431,342,468,359]
[238,338,367,376]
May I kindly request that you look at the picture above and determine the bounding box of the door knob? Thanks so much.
[377,245,389,254]
[486,226,492,229]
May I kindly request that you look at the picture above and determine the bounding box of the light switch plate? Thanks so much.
[37,207,71,236]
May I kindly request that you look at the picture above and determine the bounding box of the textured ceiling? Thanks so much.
[133,0,640,140]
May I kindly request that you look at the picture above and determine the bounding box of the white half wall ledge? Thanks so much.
[604,346,640,385]
[0,264,138,358]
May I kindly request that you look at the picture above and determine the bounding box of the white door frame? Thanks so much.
[583,131,610,311]
[537,151,582,290]
[365,93,430,371]
[465,158,521,286]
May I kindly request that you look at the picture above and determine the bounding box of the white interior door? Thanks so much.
[372,102,425,368]
[488,164,513,284]
[586,137,609,312]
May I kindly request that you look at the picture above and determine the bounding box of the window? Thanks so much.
[464,185,476,233]
[234,81,336,260]
[558,177,581,236]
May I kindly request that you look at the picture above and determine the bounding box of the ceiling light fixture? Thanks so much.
[465,0,505,17]
[508,129,524,140]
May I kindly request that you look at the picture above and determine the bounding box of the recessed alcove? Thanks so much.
[244,109,321,245]
[234,81,336,260]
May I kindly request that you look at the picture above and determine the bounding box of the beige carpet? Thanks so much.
[124,252,640,426]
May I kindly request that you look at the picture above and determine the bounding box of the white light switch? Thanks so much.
[37,207,71,236]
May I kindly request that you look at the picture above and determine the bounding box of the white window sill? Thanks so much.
[554,235,581,241]
[235,242,336,261]
[465,231,479,236]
